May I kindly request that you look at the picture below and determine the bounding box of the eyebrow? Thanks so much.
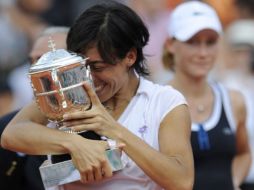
[85,60,105,66]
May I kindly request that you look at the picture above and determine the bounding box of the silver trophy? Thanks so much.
[28,38,124,188]
[29,37,92,123]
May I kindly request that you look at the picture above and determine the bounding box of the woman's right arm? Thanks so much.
[1,101,75,155]
[1,101,113,182]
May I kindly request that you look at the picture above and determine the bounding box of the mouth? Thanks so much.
[94,84,105,92]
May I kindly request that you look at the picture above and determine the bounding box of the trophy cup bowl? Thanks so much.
[29,50,92,123]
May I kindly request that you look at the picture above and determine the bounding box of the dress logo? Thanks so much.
[222,127,233,135]
[138,125,148,140]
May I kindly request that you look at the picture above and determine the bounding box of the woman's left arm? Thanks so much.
[63,83,194,190]
[230,90,252,189]
[116,105,194,190]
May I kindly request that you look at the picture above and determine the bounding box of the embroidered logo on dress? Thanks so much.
[138,125,148,140]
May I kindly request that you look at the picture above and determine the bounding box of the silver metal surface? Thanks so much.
[28,47,92,122]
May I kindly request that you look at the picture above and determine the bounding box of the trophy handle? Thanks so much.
[51,68,68,109]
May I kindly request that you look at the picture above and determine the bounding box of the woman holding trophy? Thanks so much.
[1,1,194,190]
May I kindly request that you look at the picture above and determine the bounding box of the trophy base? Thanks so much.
[40,148,124,189]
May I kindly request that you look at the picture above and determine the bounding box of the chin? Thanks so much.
[194,68,211,76]
[192,74,208,80]
[97,94,110,103]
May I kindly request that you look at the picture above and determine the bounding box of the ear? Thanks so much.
[165,38,176,54]
[125,48,137,67]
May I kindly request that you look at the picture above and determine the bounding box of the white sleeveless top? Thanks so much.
[61,77,187,190]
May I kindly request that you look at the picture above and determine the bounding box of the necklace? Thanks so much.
[103,99,130,113]
[197,104,205,113]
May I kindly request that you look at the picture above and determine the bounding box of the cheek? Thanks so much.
[174,49,193,66]
[211,47,219,58]
[91,71,120,88]
[111,72,126,87]
[91,70,111,80]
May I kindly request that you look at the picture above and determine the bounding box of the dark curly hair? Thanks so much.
[67,1,150,76]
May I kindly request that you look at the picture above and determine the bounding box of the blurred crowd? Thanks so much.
[0,0,254,189]
[2,0,254,115]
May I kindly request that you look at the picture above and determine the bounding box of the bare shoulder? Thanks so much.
[228,89,246,125]
[228,89,246,111]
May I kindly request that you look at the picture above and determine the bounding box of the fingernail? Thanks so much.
[118,143,126,148]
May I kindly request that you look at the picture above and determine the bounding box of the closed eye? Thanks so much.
[86,60,108,72]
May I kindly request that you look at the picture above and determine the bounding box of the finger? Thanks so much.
[93,166,103,181]
[80,175,88,184]
[71,158,88,184]
[101,139,126,150]
[86,169,95,183]
[83,82,101,107]
[63,109,95,120]
[63,117,97,127]
[101,159,112,178]
[117,142,126,149]
[70,123,99,133]
[63,110,85,120]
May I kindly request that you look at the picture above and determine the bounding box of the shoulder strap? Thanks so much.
[213,82,236,132]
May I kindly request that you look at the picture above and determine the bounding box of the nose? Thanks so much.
[198,43,209,57]
[90,71,97,78]
[89,72,99,84]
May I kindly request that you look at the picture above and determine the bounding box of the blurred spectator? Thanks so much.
[0,0,53,116]
[0,85,12,117]
[8,26,69,110]
[2,0,52,46]
[41,0,74,26]
[220,20,254,92]
[48,0,120,27]
[219,19,254,190]
[205,0,239,28]
[167,0,183,9]
[0,26,68,190]
[0,4,29,87]
[235,0,254,19]
[127,0,173,84]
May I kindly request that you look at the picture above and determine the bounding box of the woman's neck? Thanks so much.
[169,74,209,98]
[114,70,139,102]
[170,74,214,123]
[104,70,140,118]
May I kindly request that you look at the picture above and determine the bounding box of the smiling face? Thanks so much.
[169,29,219,79]
[84,47,136,103]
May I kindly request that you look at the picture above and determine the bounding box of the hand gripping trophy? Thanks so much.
[28,38,124,188]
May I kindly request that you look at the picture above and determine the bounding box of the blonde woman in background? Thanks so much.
[163,1,251,190]
[219,19,254,190]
